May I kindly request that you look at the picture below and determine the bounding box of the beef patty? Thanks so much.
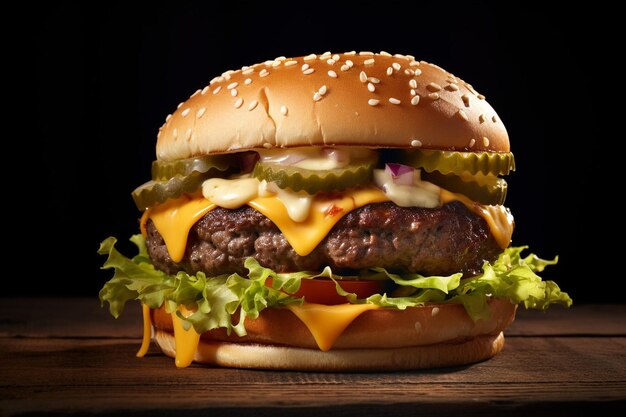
[146,201,502,278]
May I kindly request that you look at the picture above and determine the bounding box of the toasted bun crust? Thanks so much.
[156,52,509,161]
[151,299,516,370]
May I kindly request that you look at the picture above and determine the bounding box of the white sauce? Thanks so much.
[202,176,313,222]
[202,177,259,209]
[373,169,440,208]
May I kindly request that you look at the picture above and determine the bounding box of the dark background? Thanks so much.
[18,2,618,303]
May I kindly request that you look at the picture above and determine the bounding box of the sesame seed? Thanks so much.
[478,94,486,100]
[359,71,368,82]
[227,82,238,89]
[213,86,222,95]
[410,89,417,96]
[223,69,235,76]
[165,114,172,122]
[326,58,336,65]
[234,98,243,108]
[318,85,328,95]
[386,67,393,76]
[411,139,422,147]
[248,100,258,111]
[303,54,317,61]
[332,54,340,61]
[173,128,178,138]
[448,77,458,84]
[461,94,470,107]
[320,51,331,58]
[242,65,249,70]
[483,137,490,147]
[262,142,272,149]
[181,108,190,117]
[328,70,338,78]
[389,97,401,105]
[313,92,322,101]
[196,107,206,118]
[431,307,440,316]
[223,73,231,81]
[186,128,192,141]
[428,93,440,100]
[345,51,356,55]
[445,84,459,91]
[413,69,422,76]
[364,58,375,65]
[427,82,442,92]
[303,68,315,75]
[201,86,210,95]
[210,76,223,84]
[264,60,273,67]
[492,115,498,123]
[191,89,201,98]
[285,60,298,67]
[379,50,392,56]
[231,89,238,97]
[392,62,401,71]
[367,82,375,92]
[394,54,406,59]
[368,99,380,106]
[411,95,420,106]
[410,61,420,67]
[359,51,374,56]
[469,139,476,148]
[301,63,310,71]
[259,69,269,77]
[341,64,350,72]
[275,56,286,61]
[409,79,417,89]
[457,109,468,121]
[479,114,486,123]
[280,105,288,115]
[177,102,184,109]
[242,68,255,75]
[346,60,354,67]
[244,78,252,85]
[404,69,415,76]
[272,60,282,67]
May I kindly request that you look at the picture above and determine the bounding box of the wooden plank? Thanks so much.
[1,336,625,416]
[2,298,625,338]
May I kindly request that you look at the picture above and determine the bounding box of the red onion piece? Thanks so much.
[385,163,414,185]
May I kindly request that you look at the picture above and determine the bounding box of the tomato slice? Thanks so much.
[267,277,386,305]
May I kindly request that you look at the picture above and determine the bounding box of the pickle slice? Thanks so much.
[152,155,236,181]
[132,172,209,211]
[252,161,376,194]
[401,150,515,176]
[422,171,507,205]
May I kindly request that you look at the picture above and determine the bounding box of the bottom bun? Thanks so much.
[150,299,516,371]
[154,330,506,371]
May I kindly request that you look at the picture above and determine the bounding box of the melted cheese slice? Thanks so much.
[248,187,388,256]
[171,309,201,368]
[287,303,379,351]
[148,194,216,263]
[441,189,514,248]
[136,304,152,357]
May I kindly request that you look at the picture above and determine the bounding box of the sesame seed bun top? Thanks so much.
[156,51,509,161]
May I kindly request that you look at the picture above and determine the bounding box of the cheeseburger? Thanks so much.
[99,51,571,371]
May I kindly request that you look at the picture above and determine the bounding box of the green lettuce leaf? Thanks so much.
[99,235,572,335]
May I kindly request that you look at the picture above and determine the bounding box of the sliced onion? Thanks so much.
[385,163,414,185]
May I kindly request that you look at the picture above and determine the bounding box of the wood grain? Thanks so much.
[1,299,625,416]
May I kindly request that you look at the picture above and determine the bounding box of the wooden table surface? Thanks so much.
[1,298,625,416]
